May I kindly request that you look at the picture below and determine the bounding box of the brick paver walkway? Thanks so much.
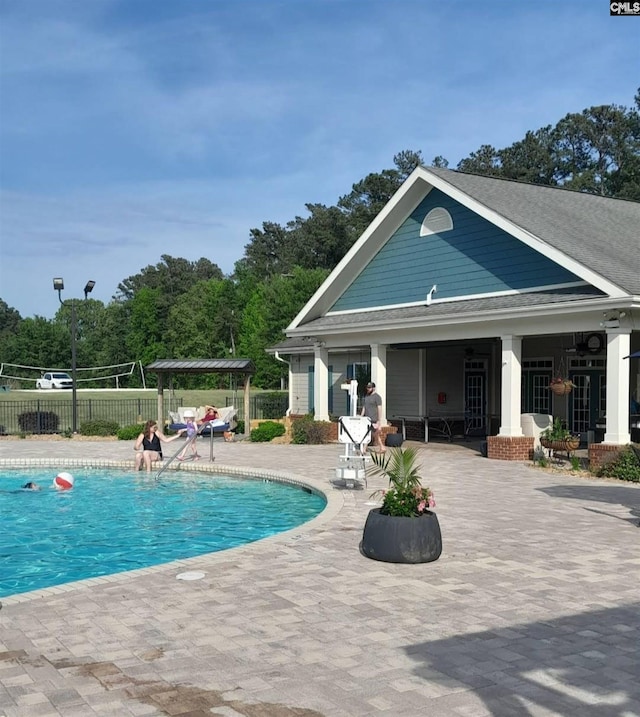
[1,437,639,716]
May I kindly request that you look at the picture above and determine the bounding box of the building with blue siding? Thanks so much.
[270,166,640,462]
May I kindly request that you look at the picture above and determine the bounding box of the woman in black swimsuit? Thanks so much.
[134,420,184,472]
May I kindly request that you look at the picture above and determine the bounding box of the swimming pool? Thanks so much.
[0,469,326,597]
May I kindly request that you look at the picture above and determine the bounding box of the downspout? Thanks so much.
[274,351,292,416]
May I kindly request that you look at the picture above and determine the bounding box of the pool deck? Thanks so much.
[0,437,639,717]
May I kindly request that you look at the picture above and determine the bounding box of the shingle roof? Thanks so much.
[285,167,639,344]
[427,167,640,295]
[267,336,319,353]
[145,359,255,374]
[286,286,606,338]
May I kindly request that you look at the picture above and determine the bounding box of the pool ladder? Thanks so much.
[154,431,200,480]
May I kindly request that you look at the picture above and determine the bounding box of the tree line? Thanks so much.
[1,91,638,389]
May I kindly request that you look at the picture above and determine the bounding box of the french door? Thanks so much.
[464,359,487,434]
[568,358,606,437]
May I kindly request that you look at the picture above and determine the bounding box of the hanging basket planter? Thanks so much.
[550,379,574,396]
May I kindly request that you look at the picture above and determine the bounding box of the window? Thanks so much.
[420,207,453,236]
[522,359,553,414]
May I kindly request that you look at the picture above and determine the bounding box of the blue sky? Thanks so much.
[1,0,638,319]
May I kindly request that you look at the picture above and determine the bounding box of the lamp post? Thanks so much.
[53,278,96,433]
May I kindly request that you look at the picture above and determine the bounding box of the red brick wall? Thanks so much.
[588,443,624,471]
[389,419,424,441]
[287,416,396,443]
[487,435,535,461]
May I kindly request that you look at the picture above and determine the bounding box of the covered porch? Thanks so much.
[281,318,639,462]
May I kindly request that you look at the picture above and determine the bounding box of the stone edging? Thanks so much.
[0,459,344,606]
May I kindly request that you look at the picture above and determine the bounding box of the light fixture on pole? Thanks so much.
[53,277,96,433]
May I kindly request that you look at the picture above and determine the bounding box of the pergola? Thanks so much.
[145,359,256,436]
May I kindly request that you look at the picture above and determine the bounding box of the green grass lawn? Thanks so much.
[0,388,258,405]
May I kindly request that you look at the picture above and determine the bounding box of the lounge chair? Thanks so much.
[168,405,237,437]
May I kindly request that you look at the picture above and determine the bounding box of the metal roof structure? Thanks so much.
[146,359,255,374]
[145,359,255,436]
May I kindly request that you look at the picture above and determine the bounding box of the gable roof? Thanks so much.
[288,166,640,333]
[426,167,640,295]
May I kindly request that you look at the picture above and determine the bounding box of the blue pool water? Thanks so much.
[0,469,326,597]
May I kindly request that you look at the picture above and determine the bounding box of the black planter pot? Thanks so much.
[361,508,442,564]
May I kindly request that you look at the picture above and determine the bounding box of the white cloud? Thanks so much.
[1,0,638,318]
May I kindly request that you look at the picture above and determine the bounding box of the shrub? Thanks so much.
[597,447,640,482]
[250,421,286,442]
[0,424,6,436]
[17,410,59,434]
[80,419,120,437]
[235,419,245,435]
[291,415,333,444]
[117,423,145,440]
[291,414,313,444]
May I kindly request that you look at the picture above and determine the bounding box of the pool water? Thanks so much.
[0,469,326,597]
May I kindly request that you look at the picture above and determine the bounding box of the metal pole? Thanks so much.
[71,301,78,433]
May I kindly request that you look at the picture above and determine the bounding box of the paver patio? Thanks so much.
[0,437,639,717]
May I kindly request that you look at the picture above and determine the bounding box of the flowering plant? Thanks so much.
[550,376,574,387]
[368,447,435,517]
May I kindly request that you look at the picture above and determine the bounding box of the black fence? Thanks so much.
[0,393,289,435]
[0,399,179,435]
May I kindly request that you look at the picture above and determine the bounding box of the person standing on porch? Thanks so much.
[361,382,385,453]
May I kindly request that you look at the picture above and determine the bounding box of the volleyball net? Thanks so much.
[0,361,146,388]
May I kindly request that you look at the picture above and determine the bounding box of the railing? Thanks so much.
[0,399,178,435]
[234,393,288,421]
[0,393,289,435]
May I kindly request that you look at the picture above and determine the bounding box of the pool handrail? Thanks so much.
[155,424,207,480]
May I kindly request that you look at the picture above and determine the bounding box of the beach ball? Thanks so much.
[53,471,74,490]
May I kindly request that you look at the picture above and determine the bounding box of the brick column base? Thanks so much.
[487,435,535,461]
[588,443,624,472]
[379,425,398,439]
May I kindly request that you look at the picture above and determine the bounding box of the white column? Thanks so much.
[604,328,631,444]
[498,335,523,437]
[370,343,387,425]
[313,343,330,421]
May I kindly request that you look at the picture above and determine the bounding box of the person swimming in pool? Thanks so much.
[22,481,40,490]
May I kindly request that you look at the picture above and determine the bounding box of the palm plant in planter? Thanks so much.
[361,447,442,564]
